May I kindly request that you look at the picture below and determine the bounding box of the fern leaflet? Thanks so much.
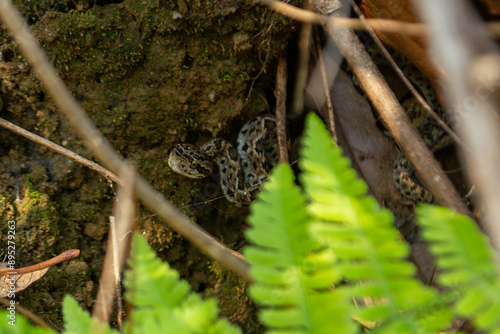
[418,204,500,333]
[299,113,451,332]
[124,233,241,334]
[244,163,357,334]
[63,295,117,334]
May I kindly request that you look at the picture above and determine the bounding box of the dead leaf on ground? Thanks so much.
[325,69,397,204]
[0,264,49,297]
[325,69,436,271]
[0,249,80,297]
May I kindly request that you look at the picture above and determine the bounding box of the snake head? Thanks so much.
[168,144,213,178]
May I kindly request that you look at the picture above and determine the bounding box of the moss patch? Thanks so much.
[0,0,297,331]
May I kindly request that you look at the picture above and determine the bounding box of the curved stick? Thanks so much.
[0,249,80,276]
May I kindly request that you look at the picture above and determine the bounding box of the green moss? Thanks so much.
[0,0,298,330]
[205,262,265,333]
[35,6,155,81]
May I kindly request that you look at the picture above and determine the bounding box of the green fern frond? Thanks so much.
[124,233,240,334]
[299,113,450,332]
[63,295,117,334]
[244,164,357,334]
[418,204,500,333]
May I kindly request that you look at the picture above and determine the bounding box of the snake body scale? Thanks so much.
[168,115,279,205]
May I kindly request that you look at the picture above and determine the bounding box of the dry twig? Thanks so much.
[93,165,136,327]
[256,0,428,35]
[257,0,500,38]
[0,249,80,276]
[275,57,289,163]
[0,117,120,184]
[349,2,471,154]
[315,32,337,140]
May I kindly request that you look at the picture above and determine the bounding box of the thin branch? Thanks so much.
[350,2,471,154]
[275,57,289,163]
[0,0,251,282]
[111,165,136,327]
[246,38,272,104]
[324,7,471,217]
[256,0,427,35]
[0,250,80,276]
[315,31,337,141]
[93,164,135,327]
[256,0,500,38]
[0,117,120,184]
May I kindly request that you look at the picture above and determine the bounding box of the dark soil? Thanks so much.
[0,0,297,331]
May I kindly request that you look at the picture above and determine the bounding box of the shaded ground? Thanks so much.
[0,0,297,331]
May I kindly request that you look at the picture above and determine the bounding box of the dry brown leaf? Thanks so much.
[359,0,445,96]
[324,69,398,203]
[322,69,424,242]
[0,264,49,297]
[0,249,80,297]
[325,70,438,272]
